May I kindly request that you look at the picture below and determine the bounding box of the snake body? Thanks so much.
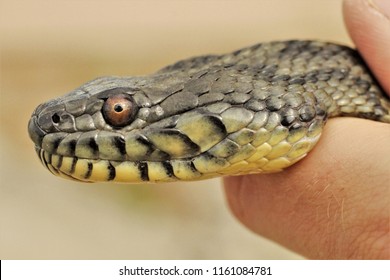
[28,40,390,183]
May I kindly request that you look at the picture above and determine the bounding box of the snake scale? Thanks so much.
[28,40,390,183]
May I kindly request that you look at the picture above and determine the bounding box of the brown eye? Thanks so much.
[102,94,138,127]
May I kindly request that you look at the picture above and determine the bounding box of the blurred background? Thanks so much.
[1,0,350,259]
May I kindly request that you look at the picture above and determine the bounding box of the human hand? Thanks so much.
[224,0,390,259]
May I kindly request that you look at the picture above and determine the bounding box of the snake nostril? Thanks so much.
[51,113,60,124]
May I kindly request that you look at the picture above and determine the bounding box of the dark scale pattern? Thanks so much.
[107,163,116,181]
[70,157,78,174]
[66,139,77,156]
[45,133,66,154]
[88,138,99,155]
[299,106,317,122]
[162,161,175,178]
[85,162,93,179]
[138,162,149,181]
[280,108,298,127]
[266,96,286,112]
[113,136,126,156]
[55,155,63,169]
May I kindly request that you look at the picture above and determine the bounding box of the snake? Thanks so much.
[28,40,390,183]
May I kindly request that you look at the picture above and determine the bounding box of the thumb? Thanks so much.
[343,0,390,95]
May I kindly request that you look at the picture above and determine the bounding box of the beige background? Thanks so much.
[1,0,350,259]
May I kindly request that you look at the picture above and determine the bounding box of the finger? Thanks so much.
[224,118,390,259]
[343,0,390,95]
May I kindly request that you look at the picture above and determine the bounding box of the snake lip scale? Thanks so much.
[28,40,390,183]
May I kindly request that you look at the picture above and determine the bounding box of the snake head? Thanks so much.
[27,73,242,182]
[28,77,128,147]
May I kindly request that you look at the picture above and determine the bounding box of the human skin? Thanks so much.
[224,0,390,259]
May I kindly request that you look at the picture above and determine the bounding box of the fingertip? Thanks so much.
[343,0,390,94]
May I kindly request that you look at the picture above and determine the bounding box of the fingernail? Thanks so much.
[371,0,390,19]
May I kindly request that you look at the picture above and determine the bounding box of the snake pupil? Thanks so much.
[114,104,123,112]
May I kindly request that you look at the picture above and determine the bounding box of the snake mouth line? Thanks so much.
[35,147,223,183]
[36,148,172,183]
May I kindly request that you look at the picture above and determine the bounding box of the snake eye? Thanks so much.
[102,94,138,128]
